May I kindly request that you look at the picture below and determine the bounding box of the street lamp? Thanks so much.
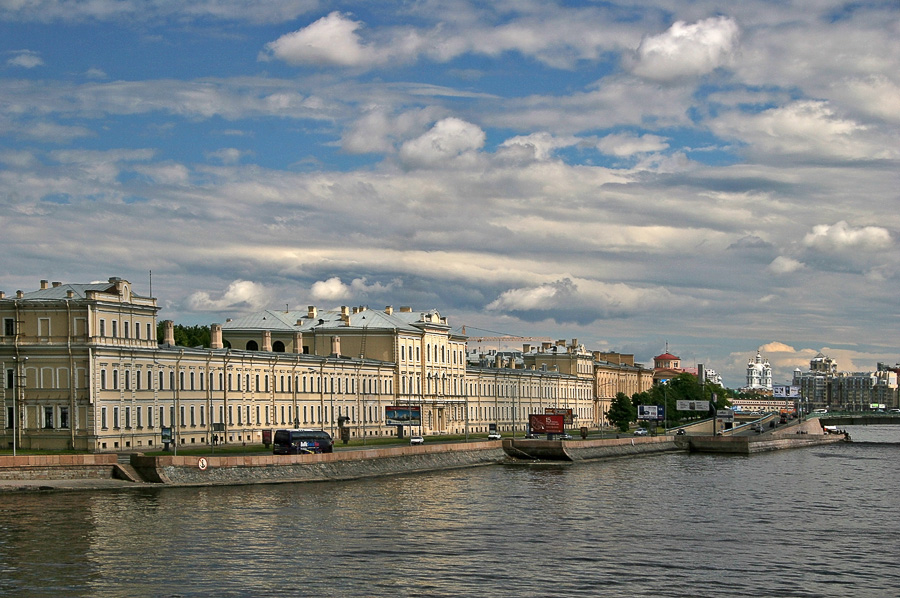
[11,355,26,456]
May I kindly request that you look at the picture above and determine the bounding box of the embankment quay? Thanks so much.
[0,420,846,492]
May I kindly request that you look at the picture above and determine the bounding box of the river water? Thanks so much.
[1,426,899,598]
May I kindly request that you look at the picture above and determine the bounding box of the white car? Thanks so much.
[409,435,424,445]
[634,428,648,436]
[487,432,502,440]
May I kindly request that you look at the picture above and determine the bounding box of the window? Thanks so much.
[200,405,205,426]
[125,406,131,428]
[124,321,130,338]
[101,407,108,429]
[38,318,50,337]
[3,318,14,336]
[112,370,118,390]
[190,405,196,426]
[147,323,152,340]
[100,370,107,389]
[135,324,141,340]
[44,406,53,429]
[112,320,118,338]
[113,406,119,428]
[137,406,142,428]
[147,407,153,428]
[180,406,185,426]
[5,369,13,390]
[99,319,106,336]
[60,407,69,429]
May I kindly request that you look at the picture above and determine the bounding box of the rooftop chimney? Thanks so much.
[40,280,48,289]
[308,306,317,319]
[52,281,62,288]
[210,323,223,349]
[163,320,175,346]
[385,305,393,315]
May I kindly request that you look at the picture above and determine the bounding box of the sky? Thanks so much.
[1,1,899,388]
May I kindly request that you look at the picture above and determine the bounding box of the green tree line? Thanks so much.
[606,372,733,432]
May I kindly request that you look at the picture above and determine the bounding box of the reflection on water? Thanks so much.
[2,428,899,597]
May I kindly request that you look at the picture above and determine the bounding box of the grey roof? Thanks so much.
[221,307,443,334]
[20,281,121,301]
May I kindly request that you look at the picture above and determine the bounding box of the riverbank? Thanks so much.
[0,425,848,492]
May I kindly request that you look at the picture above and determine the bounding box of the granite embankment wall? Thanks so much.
[502,436,680,461]
[131,441,507,485]
[0,454,120,480]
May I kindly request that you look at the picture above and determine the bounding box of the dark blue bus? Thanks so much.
[273,429,334,454]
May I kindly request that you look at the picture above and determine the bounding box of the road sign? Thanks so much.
[716,409,734,422]
[677,400,710,411]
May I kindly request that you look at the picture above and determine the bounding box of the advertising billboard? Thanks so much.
[773,385,800,398]
[529,413,565,434]
[544,408,574,425]
[676,400,710,412]
[638,405,665,421]
[385,406,422,426]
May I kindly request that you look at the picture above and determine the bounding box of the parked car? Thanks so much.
[558,433,573,440]
[675,429,686,436]
[487,432,502,440]
[634,428,648,436]
[409,435,424,445]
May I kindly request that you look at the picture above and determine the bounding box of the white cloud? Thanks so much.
[310,277,350,301]
[487,277,691,321]
[831,75,900,124]
[7,50,43,68]
[631,17,739,82]
[710,100,897,161]
[262,12,386,67]
[398,117,486,168]
[186,280,270,311]
[803,221,892,253]
[597,132,669,156]
[767,256,804,274]
[310,276,398,302]
[499,132,579,161]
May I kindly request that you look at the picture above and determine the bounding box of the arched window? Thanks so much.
[272,341,285,352]
[246,340,259,351]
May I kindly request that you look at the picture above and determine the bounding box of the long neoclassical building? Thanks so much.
[2,277,652,452]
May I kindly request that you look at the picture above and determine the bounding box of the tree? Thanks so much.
[607,392,637,432]
[157,323,211,348]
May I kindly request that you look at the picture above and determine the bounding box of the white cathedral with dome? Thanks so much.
[746,350,773,390]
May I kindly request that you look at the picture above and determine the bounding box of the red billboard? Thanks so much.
[529,413,565,434]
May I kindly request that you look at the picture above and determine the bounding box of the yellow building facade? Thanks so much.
[3,277,654,452]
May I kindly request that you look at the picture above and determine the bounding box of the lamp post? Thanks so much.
[12,355,26,456]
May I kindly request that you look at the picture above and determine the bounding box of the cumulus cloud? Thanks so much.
[186,280,270,311]
[767,256,804,274]
[398,117,486,168]
[310,276,399,302]
[7,50,43,68]
[631,17,739,82]
[803,221,892,253]
[262,12,397,67]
